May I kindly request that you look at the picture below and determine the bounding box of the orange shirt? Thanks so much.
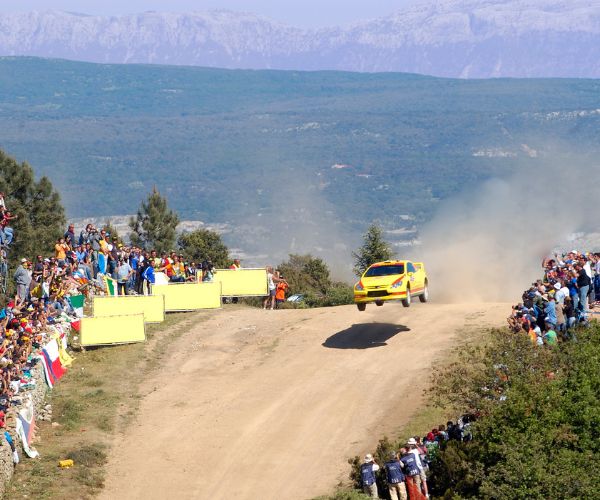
[275,282,288,301]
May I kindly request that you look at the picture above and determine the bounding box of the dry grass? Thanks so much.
[3,311,207,500]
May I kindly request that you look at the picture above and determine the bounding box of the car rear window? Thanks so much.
[364,264,404,277]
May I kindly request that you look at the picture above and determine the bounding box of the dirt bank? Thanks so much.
[102,301,508,500]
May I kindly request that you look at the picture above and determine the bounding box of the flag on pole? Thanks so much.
[104,275,117,296]
[67,294,85,318]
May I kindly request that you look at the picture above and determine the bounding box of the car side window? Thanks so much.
[407,263,416,273]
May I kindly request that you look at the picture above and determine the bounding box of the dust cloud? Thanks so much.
[419,155,599,302]
[233,166,356,281]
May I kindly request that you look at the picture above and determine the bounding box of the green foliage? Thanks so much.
[352,224,394,276]
[177,228,230,267]
[321,282,355,307]
[129,187,179,254]
[0,149,65,272]
[2,58,600,234]
[278,254,332,296]
[426,327,600,499]
[276,254,354,308]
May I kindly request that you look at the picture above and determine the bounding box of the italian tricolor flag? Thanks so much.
[68,294,85,318]
[104,275,118,296]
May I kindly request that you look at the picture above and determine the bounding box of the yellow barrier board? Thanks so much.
[92,295,165,323]
[212,269,268,296]
[80,314,146,346]
[152,282,221,311]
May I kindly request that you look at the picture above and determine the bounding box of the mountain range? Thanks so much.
[1,0,600,77]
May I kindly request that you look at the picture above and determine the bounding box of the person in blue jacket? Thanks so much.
[360,453,380,498]
[384,450,407,500]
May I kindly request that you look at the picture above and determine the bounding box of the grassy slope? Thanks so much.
[0,57,599,232]
[2,311,203,500]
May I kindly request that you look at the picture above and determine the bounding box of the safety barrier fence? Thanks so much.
[85,269,267,346]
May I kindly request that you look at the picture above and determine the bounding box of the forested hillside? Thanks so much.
[1,57,599,254]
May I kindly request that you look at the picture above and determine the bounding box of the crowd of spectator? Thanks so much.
[508,250,599,345]
[40,223,220,296]
[361,415,475,499]
[0,204,90,462]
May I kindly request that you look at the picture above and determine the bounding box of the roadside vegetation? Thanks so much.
[3,312,198,500]
[324,324,600,499]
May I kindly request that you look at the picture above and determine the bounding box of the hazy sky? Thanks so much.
[2,0,418,27]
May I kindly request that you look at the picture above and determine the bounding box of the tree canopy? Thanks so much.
[129,188,179,254]
[0,149,65,268]
[352,223,394,276]
[177,228,230,267]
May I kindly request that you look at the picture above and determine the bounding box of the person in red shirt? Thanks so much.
[0,209,17,247]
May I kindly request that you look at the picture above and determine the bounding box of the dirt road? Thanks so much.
[102,301,508,500]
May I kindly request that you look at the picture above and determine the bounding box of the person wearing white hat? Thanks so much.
[406,438,429,498]
[360,453,380,498]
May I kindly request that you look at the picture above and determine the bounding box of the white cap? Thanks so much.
[364,454,373,463]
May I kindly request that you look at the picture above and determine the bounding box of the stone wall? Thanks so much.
[0,363,49,497]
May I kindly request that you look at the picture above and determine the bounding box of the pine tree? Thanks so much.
[177,229,229,267]
[352,223,394,276]
[0,150,65,270]
[129,188,180,254]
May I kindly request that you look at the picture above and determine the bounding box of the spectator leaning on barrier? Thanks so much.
[360,453,380,498]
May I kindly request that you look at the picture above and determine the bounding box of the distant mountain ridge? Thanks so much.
[1,0,600,77]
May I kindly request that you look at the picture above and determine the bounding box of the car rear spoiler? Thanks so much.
[414,262,425,271]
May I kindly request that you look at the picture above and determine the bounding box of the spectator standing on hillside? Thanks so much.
[407,438,429,498]
[0,210,16,247]
[384,451,407,500]
[116,258,133,295]
[263,266,279,310]
[64,224,76,248]
[54,238,69,266]
[275,275,289,309]
[544,295,557,331]
[399,446,423,495]
[576,263,591,316]
[360,453,380,498]
[14,258,31,302]
[79,223,92,245]
[142,260,155,295]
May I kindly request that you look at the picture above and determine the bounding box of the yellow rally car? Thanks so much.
[354,260,428,311]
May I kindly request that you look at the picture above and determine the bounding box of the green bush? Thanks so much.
[427,326,600,499]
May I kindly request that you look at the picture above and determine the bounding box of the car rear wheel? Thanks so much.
[357,303,366,311]
[375,300,384,306]
[402,287,411,308]
[419,282,429,303]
